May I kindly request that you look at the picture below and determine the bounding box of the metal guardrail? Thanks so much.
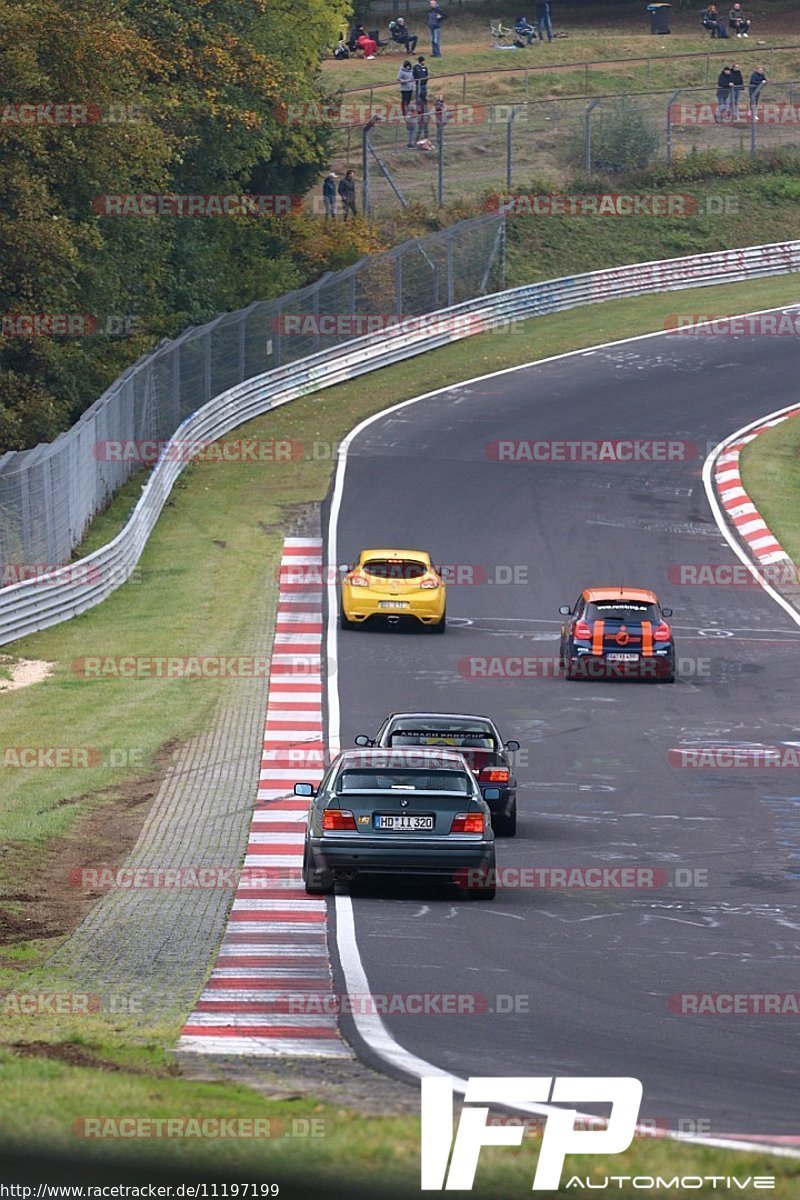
[2,239,799,645]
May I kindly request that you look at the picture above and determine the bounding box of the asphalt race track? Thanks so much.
[326,323,800,1143]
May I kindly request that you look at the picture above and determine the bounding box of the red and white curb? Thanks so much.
[179,537,350,1058]
[713,407,800,569]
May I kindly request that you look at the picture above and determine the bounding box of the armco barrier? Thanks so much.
[2,240,799,645]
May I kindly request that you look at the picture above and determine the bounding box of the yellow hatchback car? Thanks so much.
[340,549,446,633]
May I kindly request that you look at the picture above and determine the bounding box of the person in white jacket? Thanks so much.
[397,61,414,116]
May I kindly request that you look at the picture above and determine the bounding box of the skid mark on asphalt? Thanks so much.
[179,538,351,1059]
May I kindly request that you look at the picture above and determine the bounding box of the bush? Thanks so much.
[581,100,660,175]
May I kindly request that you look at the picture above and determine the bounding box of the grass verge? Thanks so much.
[1,1048,798,1196]
[740,407,800,564]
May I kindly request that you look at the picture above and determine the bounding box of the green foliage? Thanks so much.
[577,100,660,175]
[0,0,354,451]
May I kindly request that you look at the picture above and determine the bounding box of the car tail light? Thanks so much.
[419,576,439,589]
[654,622,671,642]
[480,767,509,783]
[450,812,485,834]
[348,572,369,588]
[574,619,592,640]
[323,809,357,830]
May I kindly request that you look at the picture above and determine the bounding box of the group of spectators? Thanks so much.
[336,1,447,61]
[701,4,752,38]
[716,63,767,120]
[321,169,357,220]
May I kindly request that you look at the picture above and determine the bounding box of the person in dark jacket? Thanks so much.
[338,170,357,220]
[716,65,734,121]
[701,5,725,37]
[730,62,744,119]
[749,65,767,121]
[322,172,337,218]
[535,0,553,43]
[397,60,414,115]
[427,0,446,58]
[413,56,430,103]
[389,17,418,53]
[729,3,751,36]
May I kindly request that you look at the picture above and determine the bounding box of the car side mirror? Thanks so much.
[354,734,372,746]
[661,607,673,618]
[559,605,571,615]
[483,787,501,801]
[505,739,520,752]
[294,782,316,796]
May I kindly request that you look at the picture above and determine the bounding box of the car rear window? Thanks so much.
[389,728,496,750]
[586,602,659,622]
[361,559,427,579]
[338,769,470,793]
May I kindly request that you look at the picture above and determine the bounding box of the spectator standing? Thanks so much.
[413,56,430,104]
[749,65,767,121]
[417,95,430,143]
[322,172,337,218]
[730,63,744,119]
[535,0,553,43]
[398,60,415,115]
[389,17,418,53]
[338,170,357,219]
[729,4,750,36]
[716,65,734,121]
[428,0,446,59]
[515,15,536,45]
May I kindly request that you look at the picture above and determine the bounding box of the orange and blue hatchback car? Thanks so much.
[340,549,446,632]
[559,586,675,681]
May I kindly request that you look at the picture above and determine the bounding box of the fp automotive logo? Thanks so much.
[421,1075,643,1191]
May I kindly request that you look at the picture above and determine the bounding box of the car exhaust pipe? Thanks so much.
[387,616,400,625]
[334,867,356,881]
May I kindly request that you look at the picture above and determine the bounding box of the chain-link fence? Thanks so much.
[0,214,504,579]
[328,80,800,213]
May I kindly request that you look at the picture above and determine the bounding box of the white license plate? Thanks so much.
[375,814,434,830]
[606,653,639,662]
[379,600,410,609]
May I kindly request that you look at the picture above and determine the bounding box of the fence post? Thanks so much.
[666,89,680,166]
[203,329,212,404]
[462,73,467,102]
[506,105,522,190]
[238,310,246,379]
[584,97,601,178]
[706,53,710,85]
[447,229,455,307]
[395,253,403,317]
[274,303,282,367]
[437,115,444,206]
[584,63,589,95]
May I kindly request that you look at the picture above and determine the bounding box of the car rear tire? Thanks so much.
[565,657,580,680]
[493,801,517,838]
[303,845,333,895]
[460,853,497,900]
[429,609,446,634]
[339,606,356,631]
